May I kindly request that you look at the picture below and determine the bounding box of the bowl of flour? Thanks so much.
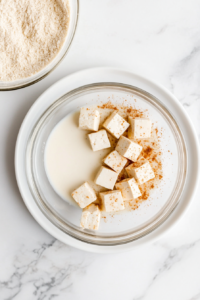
[0,0,78,90]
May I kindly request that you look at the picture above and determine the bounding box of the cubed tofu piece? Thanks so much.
[103,150,127,173]
[80,204,101,230]
[80,211,90,228]
[79,107,100,131]
[94,166,118,189]
[115,136,142,162]
[128,117,151,139]
[103,111,129,139]
[100,190,124,212]
[115,178,141,200]
[71,182,97,208]
[88,130,111,151]
[126,161,155,184]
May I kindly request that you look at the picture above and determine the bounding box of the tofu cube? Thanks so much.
[88,130,111,151]
[94,166,118,189]
[103,111,129,139]
[126,161,155,184]
[100,190,124,212]
[79,107,100,131]
[80,211,90,228]
[115,136,142,162]
[103,150,127,173]
[80,204,101,230]
[115,178,141,200]
[128,117,151,139]
[71,182,97,208]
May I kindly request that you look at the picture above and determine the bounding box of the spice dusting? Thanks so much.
[97,100,163,211]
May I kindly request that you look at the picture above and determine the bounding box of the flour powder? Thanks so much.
[0,0,69,81]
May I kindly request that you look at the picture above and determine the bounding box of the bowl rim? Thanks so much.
[0,0,79,91]
[15,68,200,253]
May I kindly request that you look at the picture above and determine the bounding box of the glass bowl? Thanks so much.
[0,0,79,91]
[26,83,187,246]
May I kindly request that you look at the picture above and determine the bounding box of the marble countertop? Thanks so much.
[1,0,200,299]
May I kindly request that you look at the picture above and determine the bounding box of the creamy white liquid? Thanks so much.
[45,109,114,206]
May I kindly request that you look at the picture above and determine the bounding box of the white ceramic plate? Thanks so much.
[15,68,200,253]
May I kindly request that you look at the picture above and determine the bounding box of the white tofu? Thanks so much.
[126,161,155,184]
[94,166,118,189]
[126,163,136,178]
[128,117,151,139]
[71,182,97,208]
[115,178,141,200]
[80,204,101,230]
[103,150,127,173]
[79,107,100,131]
[80,211,90,228]
[103,111,129,139]
[100,190,124,212]
[88,130,111,151]
[115,136,142,162]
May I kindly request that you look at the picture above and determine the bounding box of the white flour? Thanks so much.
[0,0,69,81]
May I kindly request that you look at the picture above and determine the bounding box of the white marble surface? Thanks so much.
[1,0,200,299]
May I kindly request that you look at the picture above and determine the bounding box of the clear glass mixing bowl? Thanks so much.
[26,83,187,245]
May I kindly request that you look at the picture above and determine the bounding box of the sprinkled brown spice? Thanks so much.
[95,100,164,211]
[142,146,153,158]
[98,101,144,119]
[140,191,148,200]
